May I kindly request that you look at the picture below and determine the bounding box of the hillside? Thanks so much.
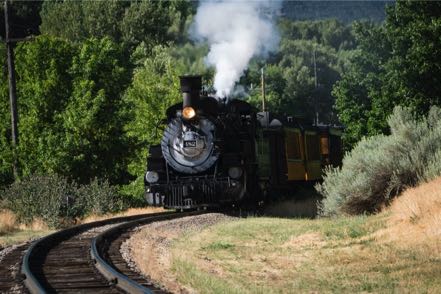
[376,177,441,253]
[160,177,441,292]
[281,0,393,22]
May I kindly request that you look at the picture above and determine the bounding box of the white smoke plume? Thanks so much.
[192,0,281,98]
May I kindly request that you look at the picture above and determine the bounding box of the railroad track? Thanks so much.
[1,210,205,294]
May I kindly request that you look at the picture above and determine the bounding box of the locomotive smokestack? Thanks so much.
[180,75,202,108]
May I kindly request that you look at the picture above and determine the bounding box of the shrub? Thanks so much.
[74,178,125,216]
[0,174,126,228]
[317,106,441,216]
[0,174,74,228]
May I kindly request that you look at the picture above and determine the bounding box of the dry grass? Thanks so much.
[171,178,441,293]
[377,176,441,255]
[0,210,53,247]
[0,210,17,235]
[80,207,165,224]
[0,206,165,247]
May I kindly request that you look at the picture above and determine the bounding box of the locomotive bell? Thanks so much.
[180,75,202,120]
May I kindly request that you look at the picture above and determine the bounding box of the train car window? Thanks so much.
[306,134,321,160]
[286,130,301,160]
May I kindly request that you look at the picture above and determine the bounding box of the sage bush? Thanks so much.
[0,174,126,228]
[317,106,441,216]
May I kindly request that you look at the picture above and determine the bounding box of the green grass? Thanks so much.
[171,215,441,293]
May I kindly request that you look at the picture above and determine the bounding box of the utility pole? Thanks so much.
[4,0,19,179]
[313,48,319,125]
[261,67,266,112]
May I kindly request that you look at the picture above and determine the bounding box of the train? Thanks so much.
[144,75,343,209]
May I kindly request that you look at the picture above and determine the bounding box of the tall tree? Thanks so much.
[122,45,182,197]
[13,36,75,177]
[39,0,192,51]
[59,37,130,184]
[334,1,441,147]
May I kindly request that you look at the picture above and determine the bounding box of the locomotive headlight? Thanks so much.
[228,167,243,179]
[182,106,196,120]
[145,171,159,183]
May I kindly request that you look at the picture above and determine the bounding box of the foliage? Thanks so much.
[0,44,14,187]
[13,36,75,178]
[0,174,125,228]
[74,177,124,216]
[0,36,131,186]
[58,37,130,184]
[243,19,354,123]
[279,19,356,51]
[317,106,441,216]
[39,0,192,51]
[334,1,441,147]
[122,45,182,198]
[0,0,42,39]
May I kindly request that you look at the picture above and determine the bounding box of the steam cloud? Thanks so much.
[192,0,281,97]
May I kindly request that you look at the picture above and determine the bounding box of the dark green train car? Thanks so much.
[256,112,343,194]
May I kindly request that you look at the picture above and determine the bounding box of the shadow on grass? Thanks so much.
[263,186,322,219]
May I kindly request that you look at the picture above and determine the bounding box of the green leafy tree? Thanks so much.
[334,1,441,147]
[122,45,182,198]
[13,36,75,177]
[59,37,130,184]
[39,0,192,51]
[39,1,86,42]
[0,44,14,186]
[245,37,344,123]
[119,0,174,51]
[1,36,131,187]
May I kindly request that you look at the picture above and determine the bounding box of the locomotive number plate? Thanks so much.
[184,140,197,148]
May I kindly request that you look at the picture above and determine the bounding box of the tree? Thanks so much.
[0,43,14,186]
[122,45,182,197]
[13,36,75,177]
[59,37,130,184]
[0,36,131,186]
[39,0,192,52]
[39,1,86,42]
[333,22,390,147]
[333,1,441,147]
[244,36,345,123]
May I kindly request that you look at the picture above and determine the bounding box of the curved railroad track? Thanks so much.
[0,210,205,294]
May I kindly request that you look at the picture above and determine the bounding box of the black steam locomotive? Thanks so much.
[145,76,342,209]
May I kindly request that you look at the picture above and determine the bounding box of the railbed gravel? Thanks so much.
[120,213,237,293]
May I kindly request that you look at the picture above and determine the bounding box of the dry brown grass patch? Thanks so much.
[377,176,441,255]
[281,232,325,249]
[80,207,165,224]
[0,210,17,235]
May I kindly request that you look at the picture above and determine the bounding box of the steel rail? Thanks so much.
[91,210,206,294]
[21,211,177,294]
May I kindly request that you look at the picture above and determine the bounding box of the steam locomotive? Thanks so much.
[145,76,342,209]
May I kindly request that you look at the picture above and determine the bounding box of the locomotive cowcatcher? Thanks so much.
[145,75,342,209]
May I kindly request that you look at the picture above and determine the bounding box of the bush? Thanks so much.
[0,174,126,228]
[317,106,441,216]
[75,178,125,216]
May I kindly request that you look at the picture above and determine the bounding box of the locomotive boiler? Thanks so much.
[145,75,343,209]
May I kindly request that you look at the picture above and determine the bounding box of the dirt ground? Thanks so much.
[120,213,236,293]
